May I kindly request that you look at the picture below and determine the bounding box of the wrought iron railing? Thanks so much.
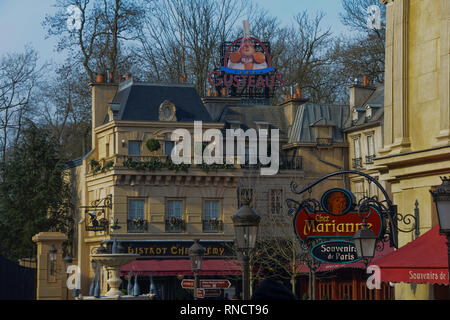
[365,155,375,164]
[202,219,224,233]
[165,218,186,233]
[352,157,363,169]
[127,219,148,233]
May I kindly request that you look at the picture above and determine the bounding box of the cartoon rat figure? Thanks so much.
[227,21,268,71]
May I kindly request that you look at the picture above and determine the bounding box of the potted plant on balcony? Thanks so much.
[169,216,183,228]
[207,218,221,229]
[132,217,147,230]
[146,138,161,154]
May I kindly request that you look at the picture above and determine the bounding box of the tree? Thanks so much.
[135,0,250,96]
[38,63,92,159]
[43,0,145,81]
[0,122,74,261]
[330,0,386,86]
[0,46,43,162]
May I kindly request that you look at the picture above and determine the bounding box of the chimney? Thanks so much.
[90,74,119,149]
[279,85,308,127]
[125,73,132,81]
[349,76,375,110]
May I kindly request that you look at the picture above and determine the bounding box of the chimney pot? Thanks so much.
[125,73,132,81]
[296,86,302,99]
[221,87,227,97]
[96,74,105,83]
[208,88,212,97]
[363,75,369,87]
[109,72,114,83]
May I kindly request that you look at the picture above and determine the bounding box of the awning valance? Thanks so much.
[369,226,449,285]
[121,259,241,277]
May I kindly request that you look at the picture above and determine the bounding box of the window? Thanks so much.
[352,137,362,169]
[366,107,372,119]
[367,135,375,156]
[164,141,175,156]
[353,138,361,159]
[167,200,183,218]
[128,141,141,156]
[166,200,184,232]
[128,199,145,220]
[204,200,220,220]
[238,188,253,207]
[127,199,146,232]
[270,189,283,215]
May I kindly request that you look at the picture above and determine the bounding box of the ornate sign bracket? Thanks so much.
[80,194,113,232]
[286,170,419,251]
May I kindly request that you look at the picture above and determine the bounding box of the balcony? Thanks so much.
[352,157,363,169]
[316,138,333,147]
[202,219,224,233]
[365,155,375,164]
[281,156,303,170]
[127,219,148,233]
[241,156,303,170]
[165,218,186,233]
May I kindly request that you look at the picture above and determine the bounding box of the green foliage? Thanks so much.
[146,139,161,152]
[90,159,114,174]
[0,123,74,261]
[122,156,235,173]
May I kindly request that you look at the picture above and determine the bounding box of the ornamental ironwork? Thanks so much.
[286,170,419,264]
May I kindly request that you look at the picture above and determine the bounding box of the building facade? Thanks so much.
[59,77,354,299]
[374,0,450,299]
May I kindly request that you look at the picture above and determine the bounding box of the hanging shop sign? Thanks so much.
[310,240,362,264]
[85,209,109,232]
[293,188,383,242]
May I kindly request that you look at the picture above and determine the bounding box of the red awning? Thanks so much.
[297,241,394,273]
[121,259,241,276]
[369,226,449,285]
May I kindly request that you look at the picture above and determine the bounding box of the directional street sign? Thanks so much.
[196,288,205,298]
[181,279,231,289]
[200,280,231,289]
[181,279,194,289]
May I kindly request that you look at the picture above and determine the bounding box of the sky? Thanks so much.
[0,0,351,65]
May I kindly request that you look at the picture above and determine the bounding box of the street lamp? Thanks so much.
[353,219,377,260]
[232,204,261,300]
[49,245,57,276]
[189,239,205,300]
[431,177,450,294]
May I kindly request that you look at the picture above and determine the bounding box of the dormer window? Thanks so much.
[366,106,372,119]
[352,110,358,122]
[159,100,177,121]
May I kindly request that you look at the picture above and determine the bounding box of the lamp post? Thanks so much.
[431,177,450,294]
[232,204,261,300]
[189,239,205,300]
[49,245,57,276]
